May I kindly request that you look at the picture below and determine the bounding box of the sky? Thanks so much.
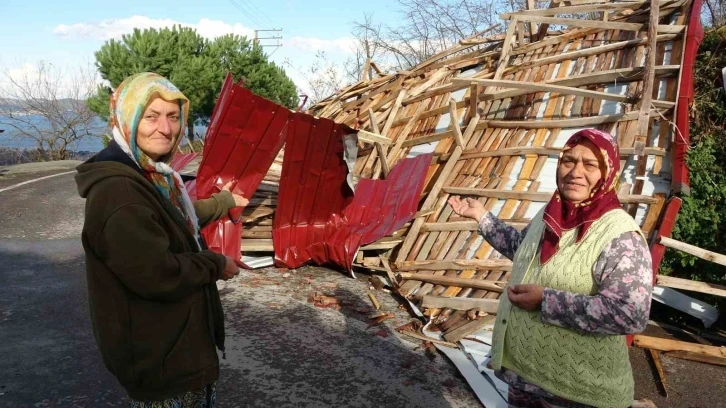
[0,0,402,97]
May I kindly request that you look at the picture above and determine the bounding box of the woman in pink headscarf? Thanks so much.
[449,129,653,408]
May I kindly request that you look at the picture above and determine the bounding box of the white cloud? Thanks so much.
[50,15,358,98]
[53,16,255,41]
[0,60,102,99]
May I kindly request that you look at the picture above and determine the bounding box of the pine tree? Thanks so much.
[87,26,299,140]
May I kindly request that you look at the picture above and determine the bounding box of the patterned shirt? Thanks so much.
[478,211,654,395]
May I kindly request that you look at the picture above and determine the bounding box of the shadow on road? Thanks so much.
[0,241,469,407]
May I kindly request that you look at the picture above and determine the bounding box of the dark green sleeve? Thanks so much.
[94,203,227,301]
[193,190,236,227]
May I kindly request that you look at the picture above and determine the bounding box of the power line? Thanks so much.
[227,0,266,28]
[236,0,277,28]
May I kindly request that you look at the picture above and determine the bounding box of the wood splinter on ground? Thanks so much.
[368,293,381,310]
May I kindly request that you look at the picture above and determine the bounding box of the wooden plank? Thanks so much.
[381,90,407,136]
[439,146,666,161]
[396,260,512,272]
[656,275,726,297]
[421,220,528,232]
[664,350,726,367]
[502,1,647,18]
[468,84,479,122]
[442,187,658,204]
[633,335,726,358]
[629,0,660,216]
[399,272,506,291]
[525,0,537,39]
[510,15,684,34]
[648,349,669,397]
[361,239,403,251]
[242,239,274,252]
[397,330,459,348]
[367,108,390,178]
[448,99,466,149]
[402,110,663,147]
[455,78,674,109]
[492,109,662,129]
[357,129,393,145]
[659,236,726,267]
[443,315,496,342]
[491,65,679,103]
[422,296,500,313]
[509,34,679,72]
[494,17,519,81]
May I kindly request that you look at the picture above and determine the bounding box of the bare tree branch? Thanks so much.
[0,61,105,161]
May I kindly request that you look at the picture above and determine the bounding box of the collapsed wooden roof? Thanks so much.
[240,0,702,336]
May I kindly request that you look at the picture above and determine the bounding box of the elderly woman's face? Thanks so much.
[137,97,181,161]
[556,139,604,204]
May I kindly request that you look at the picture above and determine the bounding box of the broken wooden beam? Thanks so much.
[398,272,507,291]
[648,348,668,397]
[422,295,500,313]
[448,99,466,149]
[659,236,726,267]
[633,335,726,359]
[442,187,658,204]
[664,350,726,367]
[443,315,496,343]
[452,78,674,109]
[357,129,393,145]
[501,15,684,34]
[656,275,726,298]
[396,260,512,273]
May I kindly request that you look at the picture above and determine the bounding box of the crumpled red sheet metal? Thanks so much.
[273,111,432,271]
[190,73,431,271]
[194,73,288,261]
[170,152,198,173]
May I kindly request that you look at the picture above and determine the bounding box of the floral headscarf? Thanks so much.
[540,129,622,264]
[110,72,201,245]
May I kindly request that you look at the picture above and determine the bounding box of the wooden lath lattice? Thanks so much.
[298,0,696,335]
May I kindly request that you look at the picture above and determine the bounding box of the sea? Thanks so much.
[0,114,209,160]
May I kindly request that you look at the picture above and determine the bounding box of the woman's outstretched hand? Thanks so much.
[448,196,486,221]
[222,181,250,208]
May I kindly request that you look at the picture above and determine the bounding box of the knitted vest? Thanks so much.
[490,208,643,408]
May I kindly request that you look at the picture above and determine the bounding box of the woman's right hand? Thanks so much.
[448,196,486,221]
[221,256,241,280]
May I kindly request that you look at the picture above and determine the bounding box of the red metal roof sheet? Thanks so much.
[170,152,198,172]
[195,73,288,260]
[273,111,431,271]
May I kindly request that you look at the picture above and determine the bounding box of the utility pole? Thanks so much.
[254,29,283,54]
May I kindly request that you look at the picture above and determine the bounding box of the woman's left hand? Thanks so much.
[222,181,250,207]
[507,284,544,311]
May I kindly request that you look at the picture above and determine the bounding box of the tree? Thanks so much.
[284,51,346,107]
[0,61,104,161]
[347,0,521,72]
[88,26,299,140]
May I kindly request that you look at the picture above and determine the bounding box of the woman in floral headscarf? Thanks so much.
[75,72,247,407]
[449,129,653,408]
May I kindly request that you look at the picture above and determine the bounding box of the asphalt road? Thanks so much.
[0,164,481,408]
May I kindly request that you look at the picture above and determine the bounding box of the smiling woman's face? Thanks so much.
[556,139,604,204]
[136,96,181,161]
